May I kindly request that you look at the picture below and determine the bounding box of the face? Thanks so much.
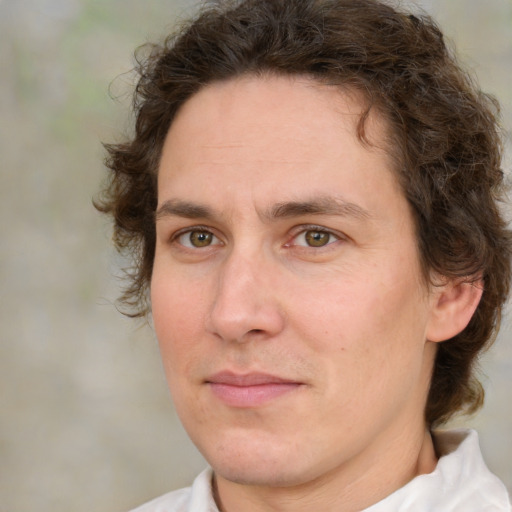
[152,75,440,489]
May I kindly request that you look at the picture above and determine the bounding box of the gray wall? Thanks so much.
[1,0,510,510]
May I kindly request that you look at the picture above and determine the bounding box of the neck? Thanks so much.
[213,426,438,512]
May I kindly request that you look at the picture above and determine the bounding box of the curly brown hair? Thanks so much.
[96,0,511,427]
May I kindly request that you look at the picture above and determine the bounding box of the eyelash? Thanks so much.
[170,224,343,251]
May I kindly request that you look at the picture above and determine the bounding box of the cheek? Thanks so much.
[151,272,208,377]
[286,261,429,381]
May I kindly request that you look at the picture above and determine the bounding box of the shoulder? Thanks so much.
[432,429,511,510]
[365,429,511,511]
[128,468,217,512]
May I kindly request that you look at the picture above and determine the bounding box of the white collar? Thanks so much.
[364,429,511,511]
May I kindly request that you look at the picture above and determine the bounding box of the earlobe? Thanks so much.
[426,278,483,343]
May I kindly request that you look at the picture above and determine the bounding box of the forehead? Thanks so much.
[158,74,403,217]
[158,76,410,236]
[166,74,389,155]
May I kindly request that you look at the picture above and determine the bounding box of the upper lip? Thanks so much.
[206,371,300,386]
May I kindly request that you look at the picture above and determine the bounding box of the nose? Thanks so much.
[206,250,285,343]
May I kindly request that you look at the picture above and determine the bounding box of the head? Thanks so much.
[97,0,510,436]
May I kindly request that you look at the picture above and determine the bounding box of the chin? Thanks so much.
[195,429,324,488]
[213,457,313,488]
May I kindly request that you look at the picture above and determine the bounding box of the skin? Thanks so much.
[151,75,482,512]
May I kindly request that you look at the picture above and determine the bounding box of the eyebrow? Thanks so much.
[155,200,213,220]
[266,197,371,221]
[155,196,371,222]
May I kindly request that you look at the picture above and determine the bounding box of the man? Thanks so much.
[97,0,512,510]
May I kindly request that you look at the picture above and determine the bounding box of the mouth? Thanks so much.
[205,371,303,407]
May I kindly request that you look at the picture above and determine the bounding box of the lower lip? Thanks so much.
[208,382,302,407]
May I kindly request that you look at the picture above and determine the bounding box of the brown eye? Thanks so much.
[189,231,213,247]
[176,229,219,248]
[304,230,331,247]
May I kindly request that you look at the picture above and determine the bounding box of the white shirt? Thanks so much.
[130,429,511,512]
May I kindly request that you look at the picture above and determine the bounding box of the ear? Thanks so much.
[426,278,483,343]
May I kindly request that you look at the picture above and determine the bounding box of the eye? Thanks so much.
[176,229,221,248]
[292,228,340,248]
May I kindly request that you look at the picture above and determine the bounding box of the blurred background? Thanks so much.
[0,0,511,511]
